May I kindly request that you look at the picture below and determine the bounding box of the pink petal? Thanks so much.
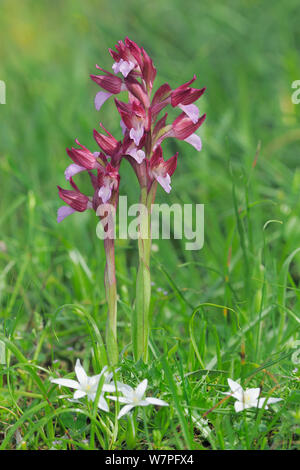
[184,133,202,151]
[127,147,145,164]
[94,91,112,111]
[112,59,135,78]
[178,103,199,123]
[57,206,76,223]
[98,184,112,203]
[156,174,172,193]
[129,124,144,146]
[64,163,86,181]
[120,120,127,135]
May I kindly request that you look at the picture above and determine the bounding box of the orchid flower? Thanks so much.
[148,145,178,193]
[58,37,206,365]
[89,37,206,363]
[50,360,115,411]
[226,378,282,413]
[57,179,93,223]
[107,379,168,419]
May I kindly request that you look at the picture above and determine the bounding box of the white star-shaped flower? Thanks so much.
[226,378,282,412]
[107,379,169,419]
[50,359,114,411]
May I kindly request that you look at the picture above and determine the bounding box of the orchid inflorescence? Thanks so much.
[57,37,206,365]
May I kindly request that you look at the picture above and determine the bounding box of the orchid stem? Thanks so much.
[133,183,156,363]
[104,236,118,365]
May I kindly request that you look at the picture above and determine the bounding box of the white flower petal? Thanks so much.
[50,378,80,390]
[89,375,101,388]
[75,359,88,386]
[98,395,109,412]
[266,397,282,405]
[135,379,148,400]
[145,397,169,407]
[118,383,134,396]
[244,388,260,403]
[118,404,135,419]
[234,401,245,412]
[257,397,282,409]
[107,395,131,404]
[257,398,268,409]
[228,378,244,401]
[102,384,117,393]
[73,390,87,399]
[138,400,151,407]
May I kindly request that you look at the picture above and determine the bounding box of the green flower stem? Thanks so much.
[104,236,118,365]
[133,182,157,363]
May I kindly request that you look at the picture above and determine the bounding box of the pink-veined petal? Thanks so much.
[120,120,127,135]
[94,91,113,111]
[113,59,135,77]
[57,206,76,223]
[64,163,86,181]
[184,133,202,151]
[98,184,112,203]
[178,103,199,123]
[156,174,172,193]
[129,125,144,146]
[127,147,146,164]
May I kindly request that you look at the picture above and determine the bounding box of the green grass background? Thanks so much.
[0,0,299,450]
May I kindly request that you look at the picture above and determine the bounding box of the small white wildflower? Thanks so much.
[226,378,282,413]
[107,379,169,419]
[50,359,114,411]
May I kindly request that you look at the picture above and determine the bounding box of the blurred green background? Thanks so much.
[0,0,299,362]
